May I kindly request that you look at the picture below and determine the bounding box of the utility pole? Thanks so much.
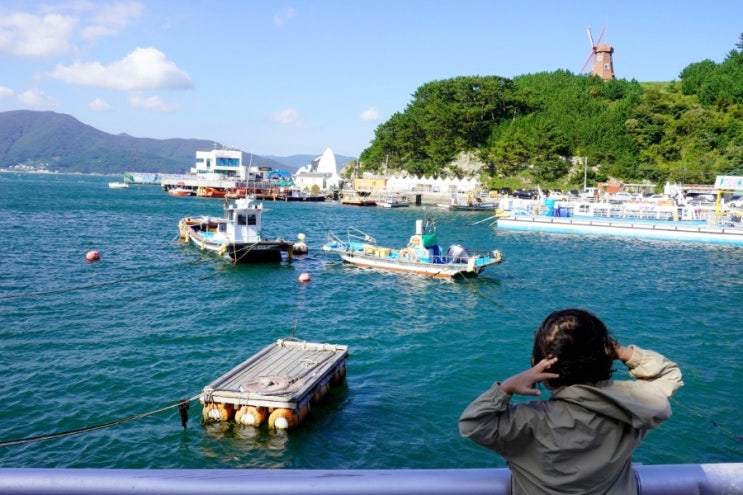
[583,156,588,190]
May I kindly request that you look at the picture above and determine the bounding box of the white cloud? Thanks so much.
[360,107,380,122]
[273,7,296,26]
[17,88,57,107]
[49,47,194,91]
[88,97,112,111]
[129,92,178,112]
[271,108,303,126]
[0,12,76,56]
[0,2,144,57]
[0,86,15,99]
[81,1,144,41]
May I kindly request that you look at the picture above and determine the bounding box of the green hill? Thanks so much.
[357,35,743,190]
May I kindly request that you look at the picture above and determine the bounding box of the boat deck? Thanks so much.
[200,339,348,429]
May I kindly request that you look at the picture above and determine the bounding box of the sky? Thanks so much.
[1,1,741,159]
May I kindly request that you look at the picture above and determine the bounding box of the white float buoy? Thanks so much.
[298,272,311,283]
[86,250,100,262]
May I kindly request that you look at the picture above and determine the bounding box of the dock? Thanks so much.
[200,339,348,429]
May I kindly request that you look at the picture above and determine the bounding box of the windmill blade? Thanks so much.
[595,24,606,45]
[580,50,594,73]
[586,27,594,47]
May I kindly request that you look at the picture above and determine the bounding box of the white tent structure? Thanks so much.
[294,147,341,191]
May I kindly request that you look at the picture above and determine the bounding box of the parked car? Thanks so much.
[581,187,598,199]
[727,194,743,208]
[685,194,716,205]
[497,187,512,196]
[567,189,580,199]
[610,192,634,202]
[513,189,537,199]
[645,194,670,203]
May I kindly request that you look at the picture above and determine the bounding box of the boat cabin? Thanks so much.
[224,198,264,243]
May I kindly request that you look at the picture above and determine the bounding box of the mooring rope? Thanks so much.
[0,395,200,448]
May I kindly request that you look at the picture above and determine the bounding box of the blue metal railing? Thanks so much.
[0,464,741,494]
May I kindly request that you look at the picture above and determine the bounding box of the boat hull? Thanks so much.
[495,215,743,245]
[336,252,494,278]
[185,231,293,263]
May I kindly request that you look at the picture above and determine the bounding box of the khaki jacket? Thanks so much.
[458,346,683,495]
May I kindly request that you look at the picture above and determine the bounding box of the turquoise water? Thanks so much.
[0,172,741,469]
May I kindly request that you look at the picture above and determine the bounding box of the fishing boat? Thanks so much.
[322,219,503,278]
[178,197,298,263]
[108,182,129,189]
[378,195,410,208]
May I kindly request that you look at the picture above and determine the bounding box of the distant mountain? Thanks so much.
[0,110,332,175]
[265,153,356,170]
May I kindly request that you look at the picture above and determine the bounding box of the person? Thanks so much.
[458,308,683,495]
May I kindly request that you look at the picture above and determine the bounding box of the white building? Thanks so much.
[293,147,341,191]
[192,146,248,180]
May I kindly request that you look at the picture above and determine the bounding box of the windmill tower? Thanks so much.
[581,26,615,80]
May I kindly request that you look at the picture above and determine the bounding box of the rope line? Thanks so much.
[0,395,200,448]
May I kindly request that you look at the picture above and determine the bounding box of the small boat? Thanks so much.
[108,182,129,189]
[168,187,194,197]
[281,188,326,202]
[322,219,503,278]
[178,197,298,263]
[378,195,409,208]
[439,188,498,211]
[196,186,227,198]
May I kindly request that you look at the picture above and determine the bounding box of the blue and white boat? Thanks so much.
[322,219,503,278]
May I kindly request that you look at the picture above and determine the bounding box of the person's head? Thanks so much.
[532,308,618,388]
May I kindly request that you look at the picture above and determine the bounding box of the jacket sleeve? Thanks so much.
[458,381,528,453]
[624,345,684,398]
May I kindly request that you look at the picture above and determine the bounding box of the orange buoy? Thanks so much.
[202,402,234,423]
[86,250,100,262]
[235,405,268,426]
[298,273,311,283]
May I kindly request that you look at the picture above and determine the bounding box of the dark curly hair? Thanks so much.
[532,308,618,388]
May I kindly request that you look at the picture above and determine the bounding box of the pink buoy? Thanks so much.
[86,250,100,262]
[298,273,311,283]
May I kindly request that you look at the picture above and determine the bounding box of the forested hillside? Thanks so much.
[359,35,743,190]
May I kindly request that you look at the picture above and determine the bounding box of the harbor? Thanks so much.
[0,172,741,472]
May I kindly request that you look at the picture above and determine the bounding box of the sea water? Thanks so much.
[0,172,741,469]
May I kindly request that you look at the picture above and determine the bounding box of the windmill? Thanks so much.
[581,25,615,80]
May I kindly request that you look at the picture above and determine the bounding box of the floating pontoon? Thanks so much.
[200,339,348,430]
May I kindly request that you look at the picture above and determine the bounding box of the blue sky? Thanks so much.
[1,1,740,158]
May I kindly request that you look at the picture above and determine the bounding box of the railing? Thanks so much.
[0,464,741,494]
